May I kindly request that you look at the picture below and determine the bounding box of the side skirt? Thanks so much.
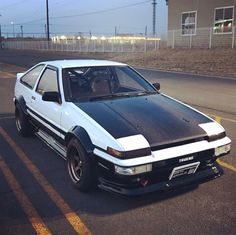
[35,129,67,160]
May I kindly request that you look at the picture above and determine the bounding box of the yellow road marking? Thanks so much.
[214,116,222,124]
[0,127,91,235]
[217,159,236,173]
[0,156,51,235]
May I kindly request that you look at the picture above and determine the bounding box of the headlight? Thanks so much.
[115,164,152,175]
[215,144,231,157]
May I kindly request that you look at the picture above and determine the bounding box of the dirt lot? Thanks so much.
[110,48,236,78]
[1,48,236,78]
[79,48,236,78]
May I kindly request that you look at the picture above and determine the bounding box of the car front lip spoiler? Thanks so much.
[97,162,223,196]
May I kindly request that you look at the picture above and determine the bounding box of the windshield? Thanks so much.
[62,66,156,101]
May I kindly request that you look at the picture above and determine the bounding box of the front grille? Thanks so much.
[153,149,214,170]
[151,149,215,182]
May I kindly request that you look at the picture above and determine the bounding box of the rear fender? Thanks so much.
[15,96,28,116]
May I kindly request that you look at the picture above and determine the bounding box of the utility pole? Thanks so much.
[20,25,23,38]
[46,0,50,41]
[152,0,157,36]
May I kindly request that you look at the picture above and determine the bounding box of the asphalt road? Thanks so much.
[0,49,235,235]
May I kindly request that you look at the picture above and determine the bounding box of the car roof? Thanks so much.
[41,59,127,68]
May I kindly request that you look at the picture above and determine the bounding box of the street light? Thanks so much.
[11,21,15,38]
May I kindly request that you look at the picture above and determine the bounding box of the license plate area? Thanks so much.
[169,162,200,180]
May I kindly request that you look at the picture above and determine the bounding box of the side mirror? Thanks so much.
[152,82,160,91]
[42,91,61,104]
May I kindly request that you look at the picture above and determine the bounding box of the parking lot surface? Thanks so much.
[0,50,235,234]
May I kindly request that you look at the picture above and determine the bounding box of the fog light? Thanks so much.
[215,144,231,157]
[115,164,152,175]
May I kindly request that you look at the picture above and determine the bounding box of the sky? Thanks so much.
[0,0,168,38]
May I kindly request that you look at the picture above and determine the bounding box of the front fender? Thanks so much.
[65,126,94,154]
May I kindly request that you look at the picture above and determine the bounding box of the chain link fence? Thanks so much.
[2,37,167,53]
[2,26,235,51]
[168,26,236,49]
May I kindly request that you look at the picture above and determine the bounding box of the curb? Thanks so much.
[135,67,236,81]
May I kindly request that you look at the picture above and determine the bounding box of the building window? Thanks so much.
[181,11,197,35]
[214,6,234,34]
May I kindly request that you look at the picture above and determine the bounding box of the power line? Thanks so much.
[51,0,152,19]
[18,0,151,25]
[0,0,31,11]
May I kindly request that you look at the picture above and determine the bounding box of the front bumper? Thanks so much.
[97,161,223,196]
[94,136,231,196]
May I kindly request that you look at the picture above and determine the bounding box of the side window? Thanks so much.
[20,65,44,89]
[36,68,59,95]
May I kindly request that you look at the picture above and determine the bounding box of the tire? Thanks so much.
[67,138,95,192]
[15,104,33,137]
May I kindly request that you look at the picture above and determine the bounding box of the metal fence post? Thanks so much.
[172,30,175,49]
[112,39,114,52]
[144,38,147,52]
[232,26,235,49]
[73,38,75,51]
[209,27,212,49]
[190,34,192,48]
[79,39,81,52]
[87,39,89,52]
[93,40,96,52]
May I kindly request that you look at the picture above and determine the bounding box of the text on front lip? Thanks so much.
[179,156,194,163]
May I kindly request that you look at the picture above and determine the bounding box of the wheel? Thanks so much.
[67,138,95,192]
[15,104,33,137]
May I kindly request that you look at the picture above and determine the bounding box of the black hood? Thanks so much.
[75,94,211,148]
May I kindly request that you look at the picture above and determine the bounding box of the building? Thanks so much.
[166,0,236,48]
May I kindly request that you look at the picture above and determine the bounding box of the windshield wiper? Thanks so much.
[133,91,157,96]
[89,91,156,101]
[89,93,131,101]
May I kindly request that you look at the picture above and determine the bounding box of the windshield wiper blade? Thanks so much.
[89,93,131,101]
[134,91,157,96]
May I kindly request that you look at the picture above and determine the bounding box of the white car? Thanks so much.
[14,60,231,195]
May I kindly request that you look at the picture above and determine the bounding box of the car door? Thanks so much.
[16,64,45,107]
[28,65,64,141]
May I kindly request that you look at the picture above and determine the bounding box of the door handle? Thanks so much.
[31,96,36,101]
